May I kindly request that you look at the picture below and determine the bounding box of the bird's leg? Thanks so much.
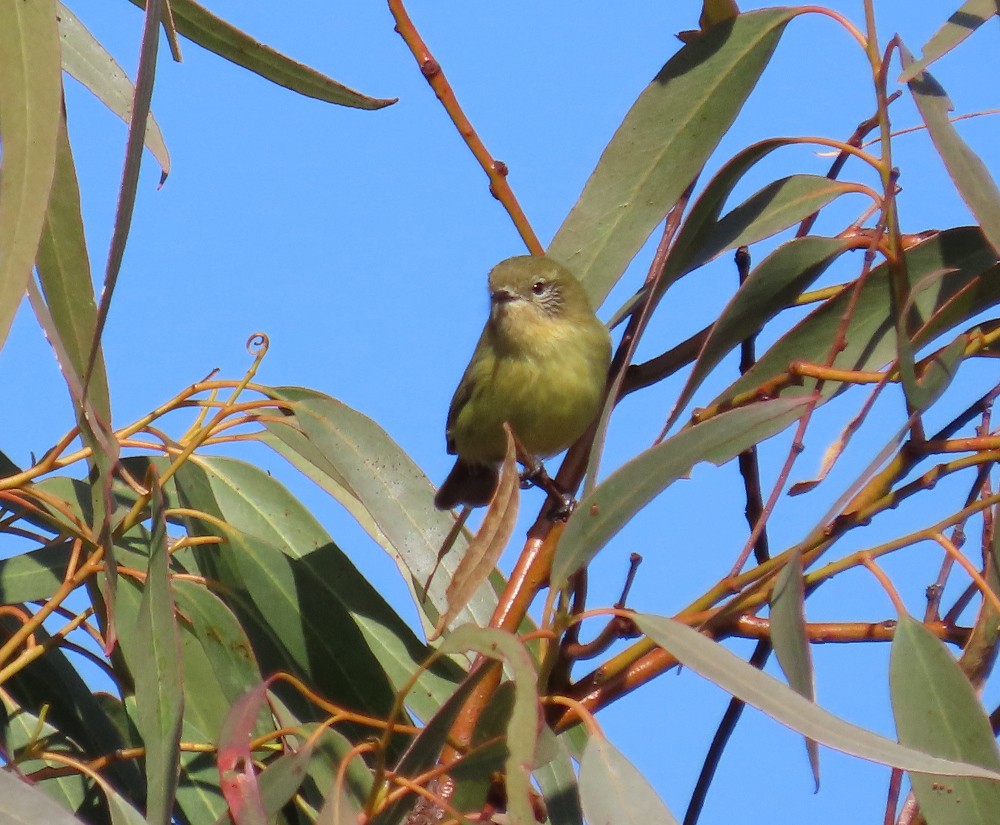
[511,431,576,519]
[518,457,576,520]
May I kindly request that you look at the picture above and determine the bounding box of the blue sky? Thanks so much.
[5,2,1000,823]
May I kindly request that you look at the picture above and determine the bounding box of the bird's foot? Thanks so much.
[519,460,576,521]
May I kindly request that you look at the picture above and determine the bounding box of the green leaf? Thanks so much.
[35,112,111,420]
[636,614,1000,780]
[1,689,90,813]
[716,227,1000,405]
[437,626,541,825]
[0,616,145,800]
[670,236,854,427]
[166,456,461,725]
[127,0,395,110]
[262,387,498,630]
[552,397,813,587]
[370,665,491,825]
[579,736,681,825]
[56,2,170,174]
[115,476,183,825]
[904,51,1000,258]
[268,698,373,821]
[257,743,316,820]
[770,550,820,788]
[898,0,999,82]
[548,8,800,305]
[0,542,72,603]
[533,734,583,825]
[0,0,61,350]
[171,580,267,824]
[0,770,89,825]
[891,614,1000,824]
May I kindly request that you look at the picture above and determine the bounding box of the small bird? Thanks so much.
[434,255,612,510]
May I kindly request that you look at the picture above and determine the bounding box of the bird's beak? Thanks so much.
[490,287,518,306]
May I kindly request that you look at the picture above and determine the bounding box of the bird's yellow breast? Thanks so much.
[448,313,610,463]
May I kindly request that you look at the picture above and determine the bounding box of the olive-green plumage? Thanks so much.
[434,255,611,510]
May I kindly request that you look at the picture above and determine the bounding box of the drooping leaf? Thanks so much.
[257,742,316,821]
[91,0,164,390]
[898,0,999,82]
[552,397,813,587]
[163,455,461,725]
[904,51,1000,257]
[432,426,518,639]
[261,387,498,629]
[636,614,1000,780]
[35,113,111,420]
[891,614,1000,824]
[715,228,1000,406]
[56,2,170,174]
[113,476,183,825]
[770,550,820,789]
[579,736,681,825]
[126,0,395,109]
[548,8,801,305]
[0,0,61,351]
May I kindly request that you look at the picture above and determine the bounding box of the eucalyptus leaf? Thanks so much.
[0,0,61,350]
[127,0,395,109]
[891,614,1000,824]
[549,8,801,305]
[553,397,814,587]
[637,615,1000,780]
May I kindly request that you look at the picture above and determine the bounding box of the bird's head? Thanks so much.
[487,256,593,331]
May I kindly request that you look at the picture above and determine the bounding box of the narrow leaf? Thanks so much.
[579,736,681,825]
[127,0,394,109]
[770,550,820,788]
[670,236,853,427]
[433,427,519,638]
[552,397,813,587]
[57,2,170,174]
[891,614,1000,824]
[438,626,541,825]
[716,228,1000,405]
[549,8,800,304]
[35,111,112,419]
[218,681,272,825]
[904,50,1000,257]
[90,0,163,381]
[0,0,61,350]
[636,614,1000,780]
[898,0,999,82]
[124,475,183,825]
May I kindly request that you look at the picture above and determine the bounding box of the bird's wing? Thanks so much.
[444,326,492,455]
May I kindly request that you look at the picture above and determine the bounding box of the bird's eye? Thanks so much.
[531,280,546,295]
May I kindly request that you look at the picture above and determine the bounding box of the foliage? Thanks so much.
[0,2,999,825]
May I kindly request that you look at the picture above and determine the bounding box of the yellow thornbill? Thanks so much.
[434,255,612,510]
